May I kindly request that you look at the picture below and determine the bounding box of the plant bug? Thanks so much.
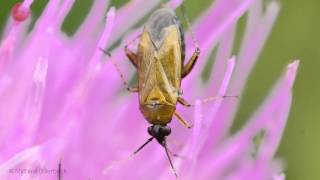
[103,6,200,179]
[126,7,200,178]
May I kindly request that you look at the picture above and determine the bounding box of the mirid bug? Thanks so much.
[104,6,200,178]
[125,7,199,177]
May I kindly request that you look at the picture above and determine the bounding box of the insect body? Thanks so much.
[123,7,200,178]
[139,9,184,127]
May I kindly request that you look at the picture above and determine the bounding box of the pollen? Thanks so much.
[11,2,30,22]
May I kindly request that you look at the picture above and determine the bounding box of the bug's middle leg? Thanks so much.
[181,47,200,78]
[178,97,191,107]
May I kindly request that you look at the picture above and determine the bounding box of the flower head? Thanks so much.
[0,0,299,179]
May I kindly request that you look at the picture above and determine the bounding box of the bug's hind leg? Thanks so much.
[178,95,238,106]
[174,111,192,129]
[181,47,200,78]
[100,48,139,93]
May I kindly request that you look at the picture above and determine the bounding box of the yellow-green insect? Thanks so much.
[123,7,200,177]
[105,7,200,178]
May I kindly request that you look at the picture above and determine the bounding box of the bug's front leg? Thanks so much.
[181,47,200,78]
[125,45,138,68]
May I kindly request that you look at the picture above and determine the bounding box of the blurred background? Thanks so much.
[1,0,319,179]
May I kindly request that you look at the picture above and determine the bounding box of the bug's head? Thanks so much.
[148,124,171,143]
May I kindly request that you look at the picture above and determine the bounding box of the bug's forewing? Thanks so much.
[137,25,183,105]
[158,27,183,91]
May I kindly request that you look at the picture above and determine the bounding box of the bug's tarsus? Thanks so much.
[125,45,138,67]
[127,86,139,93]
[180,2,199,49]
[162,139,178,179]
[133,137,154,155]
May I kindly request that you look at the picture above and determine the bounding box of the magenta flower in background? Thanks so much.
[0,0,299,179]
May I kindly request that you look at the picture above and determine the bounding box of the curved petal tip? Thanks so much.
[168,0,183,9]
[107,7,116,19]
[286,60,300,87]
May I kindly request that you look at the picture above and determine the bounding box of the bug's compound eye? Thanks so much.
[148,126,154,136]
[161,126,171,136]
[156,125,171,137]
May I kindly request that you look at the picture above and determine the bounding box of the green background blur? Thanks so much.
[0,0,319,179]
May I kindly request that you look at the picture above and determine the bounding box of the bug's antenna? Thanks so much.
[103,137,154,174]
[133,137,154,154]
[181,2,199,49]
[162,139,178,179]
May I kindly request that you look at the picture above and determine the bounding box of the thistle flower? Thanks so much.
[0,0,299,180]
